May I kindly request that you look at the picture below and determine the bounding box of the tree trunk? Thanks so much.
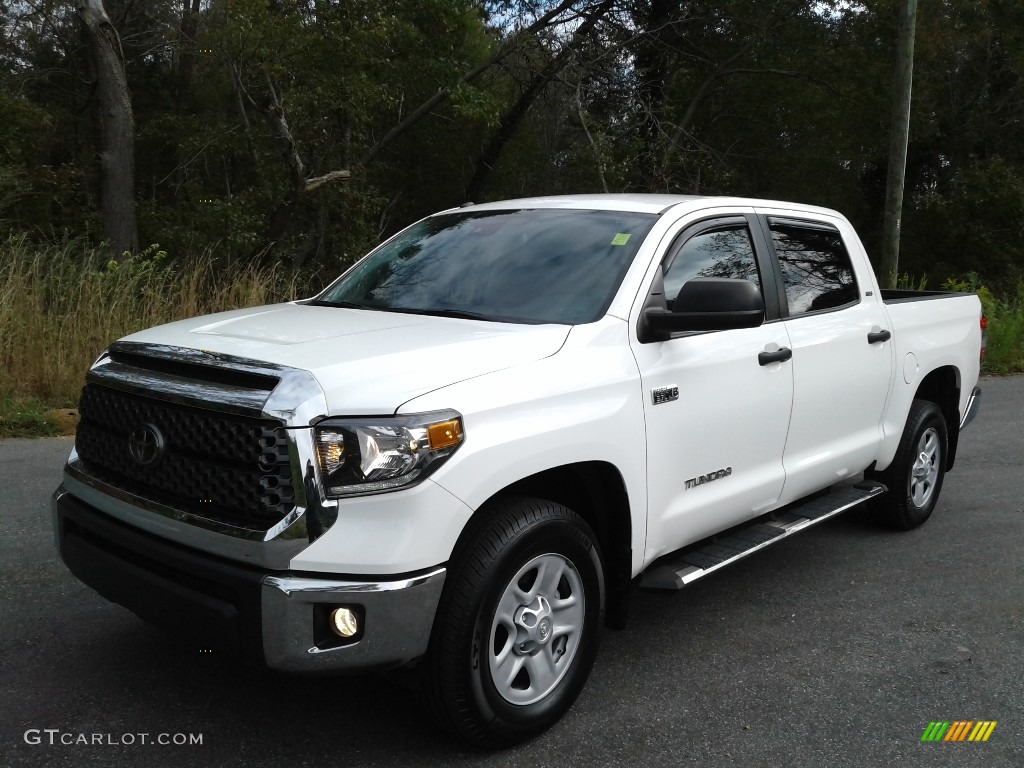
[176,0,202,107]
[77,0,139,257]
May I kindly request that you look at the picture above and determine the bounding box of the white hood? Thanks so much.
[121,303,570,414]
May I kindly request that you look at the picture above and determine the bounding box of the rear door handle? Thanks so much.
[867,328,892,344]
[758,346,793,366]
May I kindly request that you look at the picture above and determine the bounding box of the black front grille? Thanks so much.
[76,384,295,530]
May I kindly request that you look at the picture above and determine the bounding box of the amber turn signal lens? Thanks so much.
[427,419,462,450]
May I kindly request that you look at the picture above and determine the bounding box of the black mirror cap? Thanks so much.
[641,278,765,340]
[671,277,764,313]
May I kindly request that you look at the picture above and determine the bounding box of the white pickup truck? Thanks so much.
[54,194,983,747]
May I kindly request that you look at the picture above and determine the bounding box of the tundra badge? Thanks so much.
[685,467,733,489]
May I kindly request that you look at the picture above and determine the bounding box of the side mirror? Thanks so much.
[642,277,764,339]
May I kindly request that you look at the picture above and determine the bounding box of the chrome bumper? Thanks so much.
[54,487,445,673]
[960,385,981,430]
[262,569,445,672]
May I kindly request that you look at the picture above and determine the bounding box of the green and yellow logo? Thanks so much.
[920,721,997,742]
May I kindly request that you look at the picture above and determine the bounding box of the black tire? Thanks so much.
[421,496,605,748]
[873,399,948,530]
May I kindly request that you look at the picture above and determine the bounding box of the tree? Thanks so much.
[76,0,138,256]
[465,0,614,200]
[4,0,1024,287]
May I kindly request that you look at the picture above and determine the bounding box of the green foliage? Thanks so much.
[451,84,502,126]
[895,273,929,291]
[914,158,1024,284]
[166,0,498,259]
[0,85,95,240]
[6,0,1020,280]
[940,273,1024,375]
[0,395,62,439]
[0,396,82,437]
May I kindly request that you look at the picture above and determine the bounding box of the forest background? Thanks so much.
[1,0,1022,435]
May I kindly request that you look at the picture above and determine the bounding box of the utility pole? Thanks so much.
[880,0,918,288]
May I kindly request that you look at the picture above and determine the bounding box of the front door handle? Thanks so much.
[867,328,892,344]
[758,346,793,366]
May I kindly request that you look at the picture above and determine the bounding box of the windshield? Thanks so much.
[315,208,657,325]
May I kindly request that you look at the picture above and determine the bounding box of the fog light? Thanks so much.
[330,607,360,638]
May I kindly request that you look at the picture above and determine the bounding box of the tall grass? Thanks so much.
[0,237,303,406]
[2,238,1023,418]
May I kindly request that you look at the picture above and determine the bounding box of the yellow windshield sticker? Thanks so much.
[611,233,631,246]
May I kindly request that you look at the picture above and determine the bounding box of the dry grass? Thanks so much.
[0,237,302,409]
[2,238,1022,437]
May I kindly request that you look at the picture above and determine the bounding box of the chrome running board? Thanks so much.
[640,481,886,590]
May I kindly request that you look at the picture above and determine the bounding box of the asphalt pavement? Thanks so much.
[1,376,1022,767]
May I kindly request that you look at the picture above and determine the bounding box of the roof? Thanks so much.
[453,193,845,220]
[461,193,708,215]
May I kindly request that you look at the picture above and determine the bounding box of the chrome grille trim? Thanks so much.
[92,341,330,426]
[65,342,338,558]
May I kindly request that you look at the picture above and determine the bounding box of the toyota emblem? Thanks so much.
[128,423,166,466]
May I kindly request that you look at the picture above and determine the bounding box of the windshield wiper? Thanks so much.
[307,300,501,322]
[306,299,369,309]
[391,307,499,322]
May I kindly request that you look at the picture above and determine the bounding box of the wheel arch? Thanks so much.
[912,365,961,470]
[452,461,633,630]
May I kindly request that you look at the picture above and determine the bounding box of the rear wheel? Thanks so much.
[422,496,604,748]
[873,399,948,530]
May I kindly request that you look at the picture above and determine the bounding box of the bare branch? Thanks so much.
[304,170,351,195]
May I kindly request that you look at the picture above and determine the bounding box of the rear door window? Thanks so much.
[768,222,858,315]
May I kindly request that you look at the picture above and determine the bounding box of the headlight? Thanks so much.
[314,410,464,497]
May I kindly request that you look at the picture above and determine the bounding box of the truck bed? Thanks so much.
[880,288,967,303]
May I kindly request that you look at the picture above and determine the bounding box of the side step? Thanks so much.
[640,481,886,590]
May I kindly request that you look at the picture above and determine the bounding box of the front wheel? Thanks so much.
[422,496,605,748]
[873,399,948,530]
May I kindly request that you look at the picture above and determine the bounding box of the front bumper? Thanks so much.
[53,487,445,673]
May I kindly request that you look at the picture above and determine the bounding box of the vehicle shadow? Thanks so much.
[14,604,522,767]
[108,623,480,763]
